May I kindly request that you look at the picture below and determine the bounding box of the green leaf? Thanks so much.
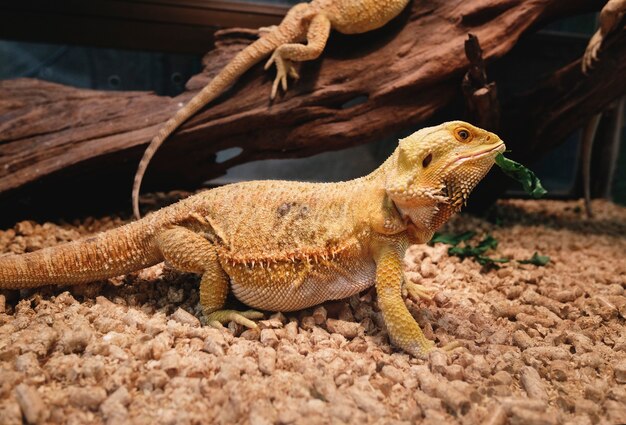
[495,153,547,198]
[449,235,498,257]
[442,233,510,267]
[430,231,475,246]
[430,231,549,269]
[476,235,498,253]
[448,245,472,257]
[518,252,550,266]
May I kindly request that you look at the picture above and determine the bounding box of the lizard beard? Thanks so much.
[431,157,498,227]
[388,146,500,235]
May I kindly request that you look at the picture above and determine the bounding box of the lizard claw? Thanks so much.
[404,281,438,303]
[205,309,264,329]
[264,49,300,100]
[582,31,603,74]
[441,340,464,353]
[401,337,464,359]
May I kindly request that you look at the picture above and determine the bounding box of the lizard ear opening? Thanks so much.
[422,153,433,168]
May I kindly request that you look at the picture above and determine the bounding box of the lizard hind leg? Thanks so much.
[155,226,262,329]
[264,13,331,99]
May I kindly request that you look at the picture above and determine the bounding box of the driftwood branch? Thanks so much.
[0,0,616,222]
[462,34,500,131]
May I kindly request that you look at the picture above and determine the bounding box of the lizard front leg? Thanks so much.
[582,0,626,73]
[156,226,262,328]
[374,236,435,357]
[265,13,331,99]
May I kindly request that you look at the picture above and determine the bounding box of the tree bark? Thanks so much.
[0,0,617,222]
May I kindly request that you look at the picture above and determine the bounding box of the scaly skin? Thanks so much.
[0,121,505,357]
[132,0,412,219]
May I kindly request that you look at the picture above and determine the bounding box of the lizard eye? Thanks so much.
[454,128,472,142]
[422,153,433,168]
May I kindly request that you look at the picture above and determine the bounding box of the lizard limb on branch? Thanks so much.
[132,0,411,220]
[580,0,626,217]
[0,121,505,357]
[582,0,626,74]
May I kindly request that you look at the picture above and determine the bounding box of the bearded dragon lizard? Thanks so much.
[132,0,411,220]
[0,122,505,357]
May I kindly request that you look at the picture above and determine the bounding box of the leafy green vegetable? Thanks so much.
[495,153,547,198]
[447,234,497,257]
[476,235,499,252]
[518,252,550,266]
[429,231,475,246]
[429,232,549,267]
[447,235,509,266]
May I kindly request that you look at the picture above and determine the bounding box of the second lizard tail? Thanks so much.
[132,34,284,220]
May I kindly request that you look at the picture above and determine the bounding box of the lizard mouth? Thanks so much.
[448,142,506,168]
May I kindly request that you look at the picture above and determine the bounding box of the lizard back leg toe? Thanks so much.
[404,281,438,303]
[205,309,264,329]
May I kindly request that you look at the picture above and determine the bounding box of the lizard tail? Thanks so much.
[0,220,162,289]
[132,35,282,220]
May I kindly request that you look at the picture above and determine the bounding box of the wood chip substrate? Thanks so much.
[0,199,625,424]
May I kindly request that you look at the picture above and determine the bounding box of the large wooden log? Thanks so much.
[0,0,615,222]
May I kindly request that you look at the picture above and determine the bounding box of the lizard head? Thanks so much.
[385,121,505,238]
